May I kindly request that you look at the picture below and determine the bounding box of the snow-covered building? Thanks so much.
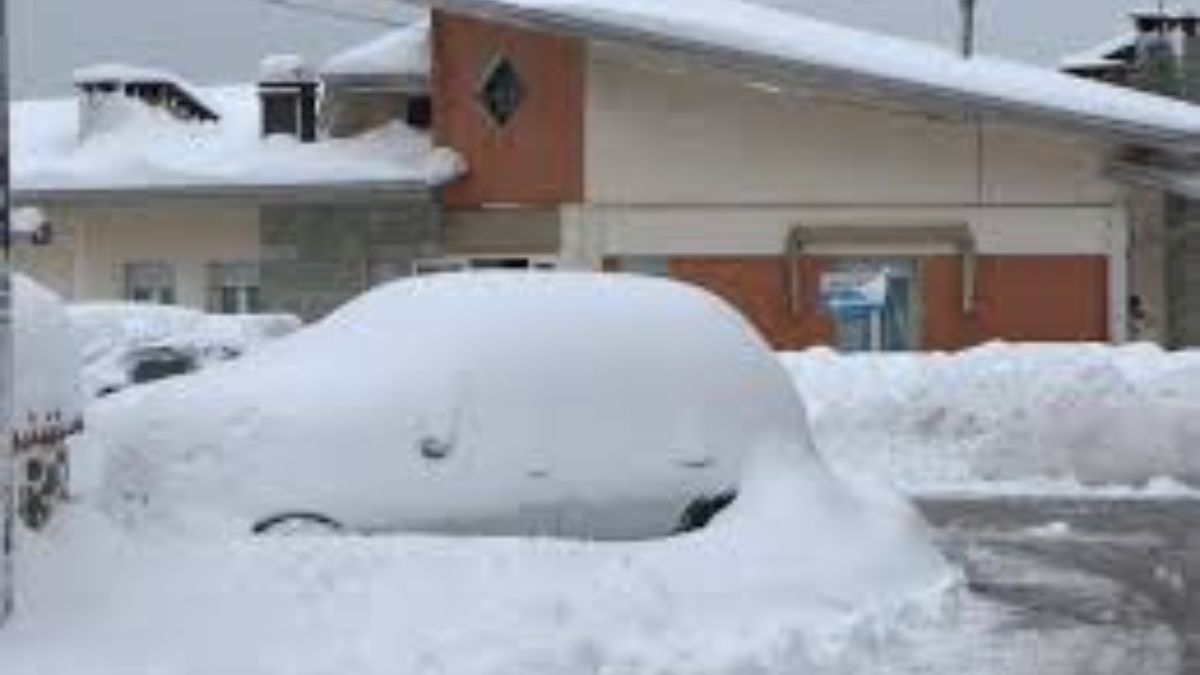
[17,2,1200,349]
[394,0,1200,351]
[13,22,460,321]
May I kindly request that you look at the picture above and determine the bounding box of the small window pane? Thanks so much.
[477,56,525,127]
[124,262,175,305]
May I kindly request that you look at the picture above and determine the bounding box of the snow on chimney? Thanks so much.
[259,55,319,143]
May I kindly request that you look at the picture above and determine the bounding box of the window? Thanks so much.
[819,259,920,352]
[124,261,176,305]
[609,257,671,277]
[477,56,525,127]
[208,261,262,314]
[406,95,433,130]
[413,257,557,275]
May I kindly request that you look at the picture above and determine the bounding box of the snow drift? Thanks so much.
[783,343,1200,492]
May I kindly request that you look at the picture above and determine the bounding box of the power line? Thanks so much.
[251,0,405,27]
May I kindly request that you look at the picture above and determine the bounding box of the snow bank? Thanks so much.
[322,19,430,77]
[13,84,463,193]
[782,343,1200,492]
[69,302,301,398]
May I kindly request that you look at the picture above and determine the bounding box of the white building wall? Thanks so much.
[584,53,1118,208]
[13,203,260,309]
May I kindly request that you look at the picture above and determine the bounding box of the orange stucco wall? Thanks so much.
[663,255,1109,351]
[432,10,585,209]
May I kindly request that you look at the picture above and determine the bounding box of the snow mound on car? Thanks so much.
[93,272,824,533]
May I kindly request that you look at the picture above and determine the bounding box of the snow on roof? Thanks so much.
[321,19,431,79]
[415,0,1200,147]
[73,62,221,115]
[13,85,463,196]
[1060,32,1137,70]
[259,54,314,83]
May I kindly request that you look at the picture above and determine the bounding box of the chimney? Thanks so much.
[1131,9,1182,96]
[258,55,319,142]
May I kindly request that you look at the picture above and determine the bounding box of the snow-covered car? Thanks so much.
[69,303,300,399]
[13,276,84,531]
[94,273,821,539]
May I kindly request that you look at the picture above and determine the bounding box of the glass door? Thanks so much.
[820,259,919,352]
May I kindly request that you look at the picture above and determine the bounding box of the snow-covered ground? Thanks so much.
[784,343,1200,495]
[1,455,957,675]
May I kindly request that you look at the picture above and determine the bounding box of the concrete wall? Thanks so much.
[13,202,260,309]
[260,199,440,320]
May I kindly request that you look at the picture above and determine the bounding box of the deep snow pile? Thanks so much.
[5,272,957,672]
[13,84,463,192]
[783,343,1200,492]
[0,451,954,675]
[92,273,853,538]
[69,303,300,399]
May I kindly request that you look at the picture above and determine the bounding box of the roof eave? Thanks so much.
[13,179,436,207]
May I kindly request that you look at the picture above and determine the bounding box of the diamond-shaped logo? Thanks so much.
[477,56,525,127]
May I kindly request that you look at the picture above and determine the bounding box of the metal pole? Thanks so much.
[0,0,13,626]
[960,0,977,58]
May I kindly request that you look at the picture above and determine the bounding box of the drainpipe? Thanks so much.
[1,0,13,626]
[959,0,978,58]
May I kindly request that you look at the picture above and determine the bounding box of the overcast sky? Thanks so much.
[12,0,1200,98]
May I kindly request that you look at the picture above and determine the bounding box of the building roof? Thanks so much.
[413,0,1200,149]
[1060,32,1138,71]
[13,82,462,200]
[321,19,431,80]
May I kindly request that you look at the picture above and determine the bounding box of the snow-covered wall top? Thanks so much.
[417,0,1200,146]
[13,84,463,195]
[322,19,431,79]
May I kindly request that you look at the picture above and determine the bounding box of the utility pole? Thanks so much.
[960,0,978,58]
[0,0,13,627]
